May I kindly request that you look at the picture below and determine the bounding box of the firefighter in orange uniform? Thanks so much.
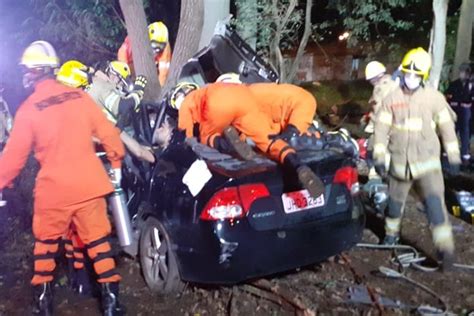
[173,76,325,198]
[0,41,125,315]
[117,21,171,86]
[248,82,317,138]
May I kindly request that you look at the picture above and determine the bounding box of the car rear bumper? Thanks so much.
[175,204,365,284]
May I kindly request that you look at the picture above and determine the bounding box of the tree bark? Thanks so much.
[288,0,313,82]
[162,0,204,95]
[236,0,258,49]
[119,0,161,102]
[428,0,449,90]
[451,0,474,80]
[198,0,230,49]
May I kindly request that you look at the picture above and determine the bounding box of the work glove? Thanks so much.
[374,163,387,178]
[128,75,148,106]
[270,124,300,142]
[110,168,122,185]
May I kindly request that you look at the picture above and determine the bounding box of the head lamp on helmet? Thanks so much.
[170,82,199,110]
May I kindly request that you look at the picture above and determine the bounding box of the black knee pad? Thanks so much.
[424,194,445,226]
[387,198,404,218]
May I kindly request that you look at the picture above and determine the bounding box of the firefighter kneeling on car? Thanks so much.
[373,47,461,270]
[0,41,125,315]
[170,74,325,198]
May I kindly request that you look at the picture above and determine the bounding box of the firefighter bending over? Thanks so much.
[0,41,125,315]
[172,77,325,198]
[373,47,461,269]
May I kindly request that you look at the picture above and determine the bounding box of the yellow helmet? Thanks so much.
[170,82,199,110]
[106,61,132,93]
[57,60,89,88]
[365,61,386,80]
[20,40,60,69]
[148,22,169,43]
[216,73,242,84]
[400,47,431,81]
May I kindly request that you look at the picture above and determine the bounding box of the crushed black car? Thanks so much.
[117,27,365,294]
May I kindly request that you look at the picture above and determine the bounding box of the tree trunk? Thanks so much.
[235,0,258,49]
[428,0,449,90]
[162,0,204,95]
[198,0,230,49]
[287,0,313,83]
[451,0,474,80]
[119,0,161,102]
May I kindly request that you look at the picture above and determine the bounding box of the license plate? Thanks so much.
[281,189,325,214]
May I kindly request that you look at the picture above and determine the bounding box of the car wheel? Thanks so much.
[139,216,183,294]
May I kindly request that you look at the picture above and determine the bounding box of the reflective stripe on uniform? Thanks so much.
[378,111,392,125]
[373,143,386,157]
[435,108,452,125]
[432,223,454,252]
[392,157,441,178]
[159,61,170,68]
[392,118,423,131]
[385,217,401,235]
[445,141,460,155]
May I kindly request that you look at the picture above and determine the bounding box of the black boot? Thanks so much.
[101,282,125,316]
[221,126,257,160]
[284,153,325,197]
[32,283,53,316]
[382,234,400,246]
[437,250,455,272]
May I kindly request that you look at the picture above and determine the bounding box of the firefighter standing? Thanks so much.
[57,59,155,163]
[0,41,125,315]
[363,61,399,178]
[446,63,473,164]
[373,47,461,268]
[174,79,325,198]
[117,21,172,86]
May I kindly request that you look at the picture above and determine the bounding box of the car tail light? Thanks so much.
[334,166,359,194]
[200,183,270,221]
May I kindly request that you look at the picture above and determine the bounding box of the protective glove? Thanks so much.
[374,163,387,178]
[111,168,122,185]
[128,75,148,106]
[270,124,300,142]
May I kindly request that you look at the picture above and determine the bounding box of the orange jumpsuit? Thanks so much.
[117,36,172,86]
[248,83,317,134]
[178,83,295,163]
[0,79,125,285]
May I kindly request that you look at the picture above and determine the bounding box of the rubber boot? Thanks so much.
[32,283,53,316]
[101,282,125,316]
[437,250,455,272]
[284,153,325,197]
[74,268,94,297]
[221,126,257,160]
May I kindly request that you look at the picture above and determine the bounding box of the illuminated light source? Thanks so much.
[338,31,350,41]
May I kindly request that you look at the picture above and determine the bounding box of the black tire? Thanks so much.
[139,217,183,294]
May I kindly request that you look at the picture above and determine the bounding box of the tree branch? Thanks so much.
[288,0,314,82]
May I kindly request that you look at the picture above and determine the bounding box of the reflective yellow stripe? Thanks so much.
[378,111,392,125]
[392,157,442,179]
[392,118,423,131]
[436,108,452,125]
[385,217,401,235]
[445,141,459,154]
[373,143,386,156]
[432,223,454,252]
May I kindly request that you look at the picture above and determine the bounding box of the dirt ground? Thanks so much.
[0,183,473,316]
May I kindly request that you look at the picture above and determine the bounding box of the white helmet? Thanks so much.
[216,73,242,84]
[365,61,386,81]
